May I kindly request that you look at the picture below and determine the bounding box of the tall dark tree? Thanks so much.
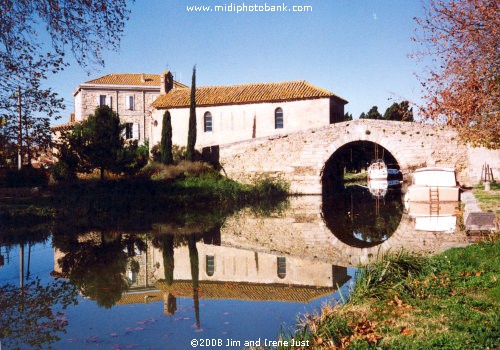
[366,106,383,120]
[343,112,353,121]
[383,101,414,122]
[160,110,173,164]
[359,112,367,119]
[68,105,124,180]
[186,67,197,161]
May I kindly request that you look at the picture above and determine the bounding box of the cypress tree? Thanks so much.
[186,66,197,161]
[160,110,173,164]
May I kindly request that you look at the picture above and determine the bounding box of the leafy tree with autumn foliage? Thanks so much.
[413,0,499,148]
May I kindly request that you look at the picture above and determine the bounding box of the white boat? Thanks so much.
[405,167,460,202]
[368,160,400,180]
[367,160,387,180]
[367,179,401,197]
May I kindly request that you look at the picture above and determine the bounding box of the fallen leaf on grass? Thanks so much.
[400,327,414,335]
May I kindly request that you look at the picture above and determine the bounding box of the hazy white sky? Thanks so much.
[48,0,427,124]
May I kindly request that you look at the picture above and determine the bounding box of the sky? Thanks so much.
[47,0,427,125]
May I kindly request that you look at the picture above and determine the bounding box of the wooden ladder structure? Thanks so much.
[429,187,440,215]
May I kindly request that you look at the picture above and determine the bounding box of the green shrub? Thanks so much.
[151,143,201,164]
[50,161,77,183]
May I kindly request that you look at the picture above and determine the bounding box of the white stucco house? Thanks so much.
[150,71,348,148]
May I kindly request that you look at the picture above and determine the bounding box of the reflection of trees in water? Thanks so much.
[188,234,201,328]
[0,278,78,349]
[322,186,404,248]
[54,232,146,309]
[152,226,221,328]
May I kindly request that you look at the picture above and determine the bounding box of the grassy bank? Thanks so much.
[344,172,368,184]
[472,181,500,215]
[272,241,499,349]
[0,162,290,233]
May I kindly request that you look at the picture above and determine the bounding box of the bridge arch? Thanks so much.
[321,123,410,173]
[218,119,469,194]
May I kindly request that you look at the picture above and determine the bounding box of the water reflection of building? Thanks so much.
[52,235,350,314]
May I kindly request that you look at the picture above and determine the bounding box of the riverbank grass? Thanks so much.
[0,161,290,227]
[275,241,499,349]
[472,181,500,215]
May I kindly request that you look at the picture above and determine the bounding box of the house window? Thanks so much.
[206,255,215,276]
[275,108,283,129]
[125,123,133,139]
[125,123,139,140]
[277,257,286,279]
[126,95,134,110]
[99,95,106,106]
[204,112,213,132]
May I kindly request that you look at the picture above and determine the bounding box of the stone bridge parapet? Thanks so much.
[215,120,472,194]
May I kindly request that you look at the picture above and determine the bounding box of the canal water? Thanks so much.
[0,185,465,349]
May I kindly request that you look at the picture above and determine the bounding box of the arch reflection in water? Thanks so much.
[322,185,404,248]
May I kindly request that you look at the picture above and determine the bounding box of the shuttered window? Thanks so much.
[204,112,213,132]
[277,257,286,279]
[126,95,134,110]
[206,255,215,276]
[275,108,283,129]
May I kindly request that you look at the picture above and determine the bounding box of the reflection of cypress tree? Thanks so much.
[162,235,175,285]
[187,234,200,328]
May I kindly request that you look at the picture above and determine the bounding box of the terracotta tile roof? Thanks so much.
[116,291,164,305]
[156,280,334,303]
[84,73,187,88]
[50,121,76,131]
[152,81,348,109]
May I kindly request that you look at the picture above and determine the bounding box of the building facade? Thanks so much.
[64,72,186,143]
[53,71,347,151]
[150,75,348,148]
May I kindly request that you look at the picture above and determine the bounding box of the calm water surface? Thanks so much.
[0,186,464,349]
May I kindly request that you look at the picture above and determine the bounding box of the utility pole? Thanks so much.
[17,86,22,170]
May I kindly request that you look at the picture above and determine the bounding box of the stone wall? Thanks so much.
[216,119,472,194]
[466,147,500,183]
[74,87,160,143]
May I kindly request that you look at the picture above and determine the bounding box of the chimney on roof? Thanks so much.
[141,73,146,83]
[160,70,174,95]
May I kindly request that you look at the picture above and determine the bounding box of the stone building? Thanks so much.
[150,72,348,148]
[53,70,347,150]
[52,72,187,143]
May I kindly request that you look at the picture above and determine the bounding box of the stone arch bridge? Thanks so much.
[212,119,470,194]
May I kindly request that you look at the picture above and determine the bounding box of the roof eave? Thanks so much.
[79,83,161,90]
[152,95,338,110]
